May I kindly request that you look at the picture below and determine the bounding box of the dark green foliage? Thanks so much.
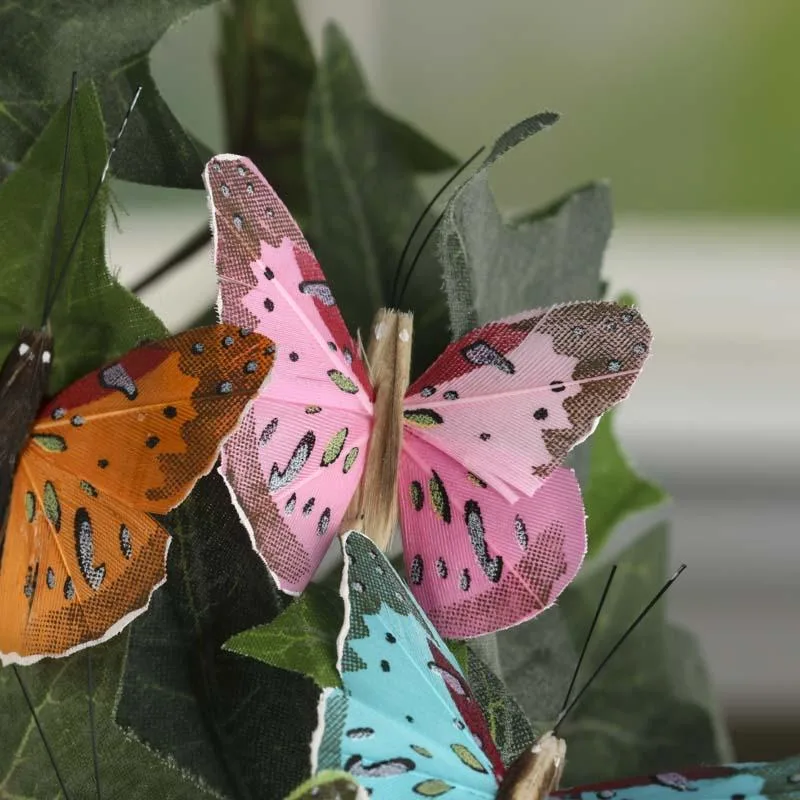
[0,0,216,187]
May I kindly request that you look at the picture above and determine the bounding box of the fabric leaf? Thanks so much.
[0,82,166,395]
[0,636,218,799]
[0,0,214,187]
[224,584,343,689]
[463,647,536,767]
[116,470,319,800]
[305,22,454,378]
[219,0,455,229]
[437,114,612,339]
[584,410,668,555]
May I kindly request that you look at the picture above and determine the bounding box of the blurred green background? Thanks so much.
[144,0,800,216]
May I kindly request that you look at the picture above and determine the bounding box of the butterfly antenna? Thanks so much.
[396,201,450,308]
[41,72,79,328]
[390,146,485,307]
[86,651,103,799]
[42,85,142,321]
[553,564,687,734]
[12,666,74,800]
[559,565,617,714]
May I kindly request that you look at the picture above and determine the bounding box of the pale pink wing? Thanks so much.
[204,155,373,594]
[398,435,586,639]
[403,301,652,502]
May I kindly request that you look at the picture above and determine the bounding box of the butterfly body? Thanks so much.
[0,330,54,528]
[206,154,651,638]
[342,308,413,549]
[496,733,565,800]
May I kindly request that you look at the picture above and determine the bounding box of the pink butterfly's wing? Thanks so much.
[399,301,649,636]
[204,155,373,594]
[398,435,585,638]
[404,301,652,501]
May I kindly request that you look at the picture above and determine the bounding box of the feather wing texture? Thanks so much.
[404,302,652,502]
[0,325,272,663]
[398,435,585,639]
[205,155,374,593]
[313,530,502,798]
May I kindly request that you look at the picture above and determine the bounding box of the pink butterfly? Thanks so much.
[203,155,652,639]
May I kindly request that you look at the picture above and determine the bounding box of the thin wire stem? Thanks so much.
[130,224,211,294]
[42,71,78,326]
[554,564,687,733]
[43,86,142,321]
[390,146,484,307]
[559,564,617,714]
[13,666,73,800]
[86,651,102,799]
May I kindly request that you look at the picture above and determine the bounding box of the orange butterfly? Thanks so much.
[0,325,274,664]
[0,80,275,665]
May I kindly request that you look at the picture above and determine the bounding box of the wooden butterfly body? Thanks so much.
[0,329,54,529]
[205,154,653,639]
[0,322,274,664]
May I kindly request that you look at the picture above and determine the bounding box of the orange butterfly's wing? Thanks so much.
[0,324,274,663]
[0,460,170,661]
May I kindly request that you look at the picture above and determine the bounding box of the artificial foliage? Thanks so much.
[0,1,732,798]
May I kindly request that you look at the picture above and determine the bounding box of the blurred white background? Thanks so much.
[110,0,800,746]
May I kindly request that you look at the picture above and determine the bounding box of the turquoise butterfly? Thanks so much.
[311,530,800,799]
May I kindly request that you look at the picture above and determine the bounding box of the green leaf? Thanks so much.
[305,23,453,378]
[0,0,214,188]
[437,113,611,339]
[0,636,218,798]
[584,410,668,555]
[116,471,319,799]
[500,524,730,786]
[0,82,166,394]
[219,0,315,222]
[224,584,344,689]
[463,647,536,766]
[218,0,452,234]
[284,771,365,800]
[374,108,458,172]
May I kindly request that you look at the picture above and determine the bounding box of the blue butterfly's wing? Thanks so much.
[312,530,502,798]
[552,756,800,800]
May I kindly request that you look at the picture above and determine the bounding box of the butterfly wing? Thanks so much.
[404,301,652,501]
[0,325,272,663]
[554,757,800,800]
[205,155,374,594]
[312,530,503,799]
[398,435,585,638]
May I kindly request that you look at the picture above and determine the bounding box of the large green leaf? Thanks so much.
[0,82,166,394]
[584,410,668,555]
[437,114,611,339]
[224,584,343,689]
[0,0,214,187]
[500,524,730,786]
[116,470,319,799]
[218,0,456,228]
[0,636,218,799]
[218,0,316,226]
[305,23,455,378]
